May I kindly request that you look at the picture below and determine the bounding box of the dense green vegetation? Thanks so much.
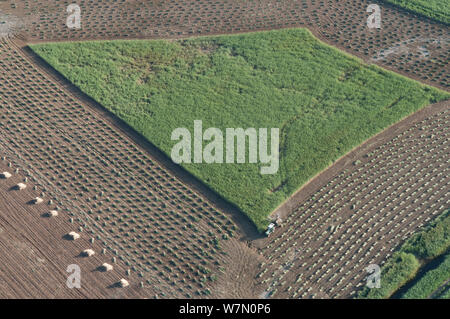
[383,0,449,24]
[359,210,450,299]
[31,29,449,231]
[400,253,450,299]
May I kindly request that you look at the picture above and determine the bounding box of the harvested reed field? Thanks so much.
[254,101,449,298]
[0,37,261,298]
[30,29,449,230]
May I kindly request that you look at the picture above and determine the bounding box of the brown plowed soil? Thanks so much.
[0,36,258,298]
[254,100,449,298]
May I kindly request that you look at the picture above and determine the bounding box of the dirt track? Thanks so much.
[0,0,449,299]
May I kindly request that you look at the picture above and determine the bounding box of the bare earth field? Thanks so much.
[0,0,448,298]
[0,155,145,298]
